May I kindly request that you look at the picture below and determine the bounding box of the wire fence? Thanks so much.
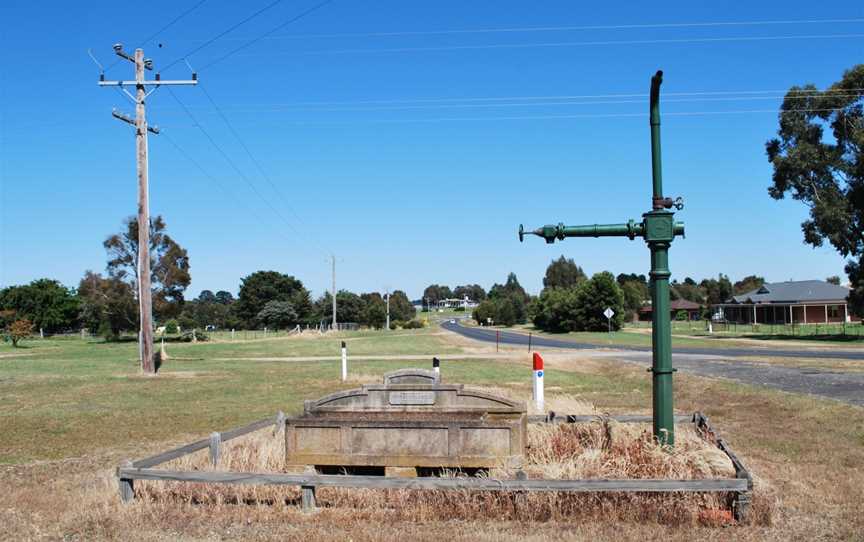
[22,323,363,343]
[627,320,864,338]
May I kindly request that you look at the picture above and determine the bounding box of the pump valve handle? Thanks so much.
[518,224,562,244]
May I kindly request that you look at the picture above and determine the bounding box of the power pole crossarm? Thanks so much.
[98,79,198,86]
[98,43,196,374]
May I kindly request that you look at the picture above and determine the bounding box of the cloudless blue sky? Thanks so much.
[1,1,862,299]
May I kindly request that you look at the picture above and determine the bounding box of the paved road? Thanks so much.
[441,321,864,360]
[441,321,864,406]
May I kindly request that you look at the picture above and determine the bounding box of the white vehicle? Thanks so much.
[450,319,456,324]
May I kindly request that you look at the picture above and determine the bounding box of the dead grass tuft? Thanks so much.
[133,397,770,527]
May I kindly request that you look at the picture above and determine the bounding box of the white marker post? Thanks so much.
[532,352,544,413]
[341,341,348,381]
[432,357,440,376]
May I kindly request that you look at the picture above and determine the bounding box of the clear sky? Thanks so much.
[1,1,862,299]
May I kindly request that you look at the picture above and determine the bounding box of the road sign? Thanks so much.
[604,307,615,320]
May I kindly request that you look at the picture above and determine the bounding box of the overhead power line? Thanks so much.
[240,17,864,40]
[198,83,330,254]
[160,131,301,246]
[157,107,846,126]
[166,92,864,115]
[244,32,864,56]
[162,0,286,72]
[165,86,321,251]
[105,0,211,73]
[199,0,335,71]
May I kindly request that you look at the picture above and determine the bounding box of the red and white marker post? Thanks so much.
[532,352,544,412]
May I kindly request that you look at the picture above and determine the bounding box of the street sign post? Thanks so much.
[604,307,615,334]
[519,71,684,446]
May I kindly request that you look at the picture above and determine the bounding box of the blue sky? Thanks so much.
[1,1,862,299]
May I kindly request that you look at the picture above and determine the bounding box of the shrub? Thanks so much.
[532,272,625,332]
[164,319,179,334]
[179,330,208,342]
[401,320,424,330]
[472,297,523,326]
[177,315,197,331]
[6,318,34,347]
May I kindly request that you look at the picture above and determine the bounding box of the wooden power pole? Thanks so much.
[331,254,337,331]
[98,44,196,373]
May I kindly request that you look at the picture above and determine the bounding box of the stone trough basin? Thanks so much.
[285,369,527,477]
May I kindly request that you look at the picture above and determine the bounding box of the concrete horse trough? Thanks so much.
[284,369,527,477]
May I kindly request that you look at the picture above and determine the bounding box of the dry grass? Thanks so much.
[130,396,771,528]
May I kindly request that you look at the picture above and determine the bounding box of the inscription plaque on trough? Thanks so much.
[389,390,436,405]
[286,368,527,476]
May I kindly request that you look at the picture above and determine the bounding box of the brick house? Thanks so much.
[714,280,851,324]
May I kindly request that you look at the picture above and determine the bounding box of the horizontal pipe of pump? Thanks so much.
[524,220,682,244]
[561,223,640,238]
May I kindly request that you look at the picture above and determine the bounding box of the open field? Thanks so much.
[1,327,863,540]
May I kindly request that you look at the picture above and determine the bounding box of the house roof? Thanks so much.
[728,280,849,304]
[640,299,702,313]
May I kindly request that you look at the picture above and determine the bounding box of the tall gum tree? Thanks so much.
[103,215,191,320]
[766,64,864,311]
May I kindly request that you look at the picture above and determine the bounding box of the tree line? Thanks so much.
[0,216,416,343]
[464,256,841,334]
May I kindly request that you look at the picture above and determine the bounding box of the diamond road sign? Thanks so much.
[603,307,615,320]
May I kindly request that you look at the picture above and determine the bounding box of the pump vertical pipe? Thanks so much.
[532,353,544,412]
[650,70,664,206]
[647,70,675,446]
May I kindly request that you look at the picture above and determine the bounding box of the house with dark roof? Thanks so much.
[639,299,703,321]
[715,280,851,325]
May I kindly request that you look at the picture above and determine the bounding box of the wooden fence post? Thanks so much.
[209,432,222,466]
[301,485,316,511]
[118,459,135,503]
[274,411,286,436]
[733,489,752,523]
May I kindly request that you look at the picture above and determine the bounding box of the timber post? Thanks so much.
[209,432,221,466]
[118,459,135,503]
[301,485,317,511]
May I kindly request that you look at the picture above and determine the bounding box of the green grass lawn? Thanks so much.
[1,330,628,464]
[0,330,461,463]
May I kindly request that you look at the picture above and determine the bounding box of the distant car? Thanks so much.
[450,319,456,324]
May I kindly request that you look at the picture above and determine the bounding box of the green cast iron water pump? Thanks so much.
[519,70,684,446]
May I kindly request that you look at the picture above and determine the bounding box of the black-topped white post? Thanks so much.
[341,341,348,381]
